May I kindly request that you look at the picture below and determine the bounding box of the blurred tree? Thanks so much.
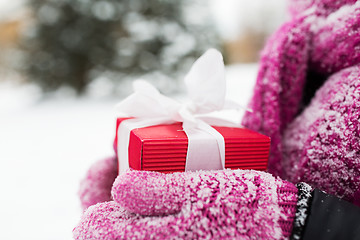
[21,0,220,94]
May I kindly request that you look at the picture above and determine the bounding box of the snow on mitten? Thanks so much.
[241,15,311,177]
[282,65,360,206]
[74,169,299,239]
[242,0,360,205]
[79,156,118,210]
[78,133,120,209]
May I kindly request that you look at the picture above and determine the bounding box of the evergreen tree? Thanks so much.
[22,0,220,94]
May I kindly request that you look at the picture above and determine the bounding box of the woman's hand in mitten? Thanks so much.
[78,156,118,210]
[73,169,299,239]
[281,4,360,206]
[282,65,360,206]
[241,0,360,205]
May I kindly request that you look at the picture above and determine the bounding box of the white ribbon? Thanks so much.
[116,49,242,173]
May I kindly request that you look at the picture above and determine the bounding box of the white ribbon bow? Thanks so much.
[116,49,242,173]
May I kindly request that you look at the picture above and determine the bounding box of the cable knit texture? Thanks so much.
[73,170,298,239]
[242,0,360,205]
[78,156,118,210]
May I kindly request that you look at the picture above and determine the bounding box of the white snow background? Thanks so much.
[0,64,258,239]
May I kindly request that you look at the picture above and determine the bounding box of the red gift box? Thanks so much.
[115,118,270,173]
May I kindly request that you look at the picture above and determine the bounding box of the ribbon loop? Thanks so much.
[184,48,226,113]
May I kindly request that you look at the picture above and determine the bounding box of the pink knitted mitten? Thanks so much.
[73,169,298,239]
[78,156,118,210]
[242,0,360,205]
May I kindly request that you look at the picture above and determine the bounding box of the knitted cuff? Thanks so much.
[290,182,313,240]
[277,180,299,239]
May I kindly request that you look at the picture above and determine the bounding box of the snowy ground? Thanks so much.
[0,64,257,239]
